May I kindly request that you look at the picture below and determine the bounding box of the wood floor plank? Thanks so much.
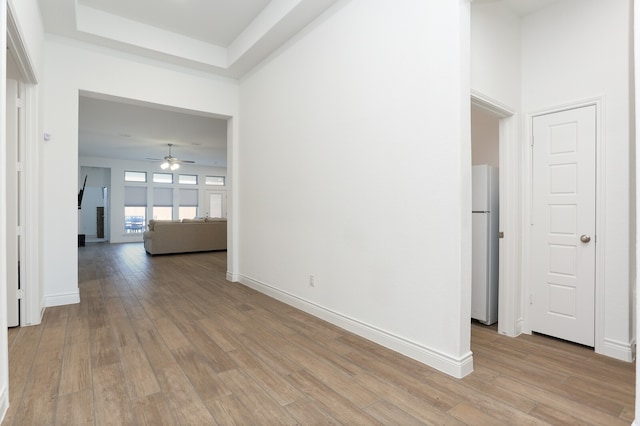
[196,317,239,352]
[205,394,258,425]
[54,390,94,426]
[153,316,191,350]
[528,403,591,426]
[131,392,179,425]
[132,318,178,372]
[110,315,141,351]
[4,325,45,424]
[154,364,217,424]
[285,368,383,425]
[11,348,63,426]
[171,320,236,373]
[120,343,162,399]
[227,347,305,406]
[449,400,546,426]
[92,363,134,425]
[279,342,379,408]
[3,242,635,425]
[171,345,233,401]
[63,313,90,346]
[218,369,298,425]
[350,369,467,425]
[283,399,343,425]
[493,375,629,426]
[364,398,425,425]
[58,341,91,396]
[90,325,120,368]
[344,350,461,412]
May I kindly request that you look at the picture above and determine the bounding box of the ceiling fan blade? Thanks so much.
[148,145,196,165]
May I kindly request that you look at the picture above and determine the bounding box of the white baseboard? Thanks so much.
[238,274,473,378]
[226,272,239,282]
[45,291,80,307]
[600,337,635,362]
[0,385,8,424]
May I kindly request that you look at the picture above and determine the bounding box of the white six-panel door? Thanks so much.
[530,105,596,347]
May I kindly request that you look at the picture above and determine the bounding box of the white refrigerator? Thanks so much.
[471,165,499,325]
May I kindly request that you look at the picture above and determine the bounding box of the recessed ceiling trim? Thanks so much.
[228,0,301,66]
[41,0,341,78]
[76,5,228,69]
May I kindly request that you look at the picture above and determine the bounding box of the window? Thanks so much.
[153,187,173,220]
[179,188,198,220]
[153,172,173,184]
[153,207,172,220]
[205,176,225,186]
[178,207,198,220]
[124,186,147,233]
[124,171,147,183]
[178,174,198,185]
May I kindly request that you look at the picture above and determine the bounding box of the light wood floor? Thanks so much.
[2,242,635,425]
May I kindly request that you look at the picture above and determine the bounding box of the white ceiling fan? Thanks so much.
[147,143,195,170]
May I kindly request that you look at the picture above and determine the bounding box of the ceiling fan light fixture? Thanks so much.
[150,143,194,170]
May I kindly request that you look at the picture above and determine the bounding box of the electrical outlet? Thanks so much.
[309,275,315,287]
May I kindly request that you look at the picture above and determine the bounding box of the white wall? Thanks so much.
[470,2,521,109]
[42,37,238,306]
[80,156,227,243]
[238,0,472,377]
[471,105,499,167]
[522,0,634,360]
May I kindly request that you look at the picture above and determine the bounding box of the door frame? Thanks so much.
[7,4,41,327]
[522,97,605,355]
[471,91,521,338]
[204,189,227,218]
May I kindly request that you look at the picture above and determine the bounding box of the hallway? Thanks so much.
[2,242,635,424]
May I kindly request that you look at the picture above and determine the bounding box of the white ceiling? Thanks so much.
[79,94,229,168]
[40,0,562,167]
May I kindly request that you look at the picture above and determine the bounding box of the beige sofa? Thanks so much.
[143,218,227,255]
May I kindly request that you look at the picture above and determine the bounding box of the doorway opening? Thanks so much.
[205,190,227,219]
[79,167,111,243]
[76,92,234,276]
[471,105,500,328]
[470,93,520,338]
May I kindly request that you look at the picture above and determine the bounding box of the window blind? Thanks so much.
[124,186,147,206]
